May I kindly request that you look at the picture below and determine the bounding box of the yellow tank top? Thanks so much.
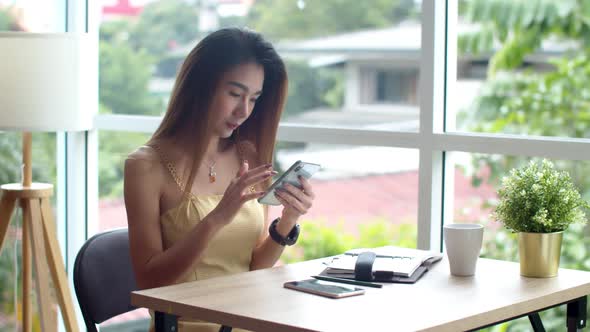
[154,196,264,332]
[148,145,265,332]
[161,195,264,282]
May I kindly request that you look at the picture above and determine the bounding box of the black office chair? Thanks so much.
[74,228,233,332]
[73,228,139,332]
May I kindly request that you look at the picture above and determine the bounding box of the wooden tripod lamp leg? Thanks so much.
[0,194,16,250]
[38,198,79,332]
[2,132,74,332]
[21,200,32,332]
[27,199,57,332]
[21,132,33,332]
[2,183,73,331]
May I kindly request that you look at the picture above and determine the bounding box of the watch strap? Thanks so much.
[269,218,299,246]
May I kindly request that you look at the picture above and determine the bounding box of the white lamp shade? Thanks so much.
[0,32,94,132]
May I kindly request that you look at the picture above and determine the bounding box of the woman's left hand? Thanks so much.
[274,176,315,224]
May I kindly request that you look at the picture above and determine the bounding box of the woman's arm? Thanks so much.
[250,178,315,270]
[124,154,225,289]
[249,214,291,270]
[125,150,274,289]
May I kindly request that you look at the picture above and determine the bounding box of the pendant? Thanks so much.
[209,166,216,183]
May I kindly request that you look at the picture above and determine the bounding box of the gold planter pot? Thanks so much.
[518,231,563,278]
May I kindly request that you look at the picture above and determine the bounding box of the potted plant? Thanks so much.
[494,159,589,277]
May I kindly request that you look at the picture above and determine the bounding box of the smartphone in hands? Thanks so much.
[257,160,321,205]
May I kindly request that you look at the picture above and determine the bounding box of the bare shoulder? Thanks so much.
[127,145,159,162]
[125,146,163,179]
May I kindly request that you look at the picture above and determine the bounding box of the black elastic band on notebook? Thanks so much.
[354,252,376,281]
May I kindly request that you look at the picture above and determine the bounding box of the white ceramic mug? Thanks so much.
[443,224,484,276]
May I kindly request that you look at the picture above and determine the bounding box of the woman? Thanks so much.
[124,28,315,331]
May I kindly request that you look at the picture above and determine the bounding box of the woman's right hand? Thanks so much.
[211,161,274,226]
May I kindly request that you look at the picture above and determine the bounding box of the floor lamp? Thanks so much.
[0,32,92,332]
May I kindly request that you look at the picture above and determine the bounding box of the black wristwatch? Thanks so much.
[269,218,300,246]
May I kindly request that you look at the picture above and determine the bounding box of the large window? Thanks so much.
[276,144,420,262]
[1,0,589,331]
[454,0,590,139]
[94,0,590,279]
[97,2,422,327]
[97,1,422,127]
[97,2,423,249]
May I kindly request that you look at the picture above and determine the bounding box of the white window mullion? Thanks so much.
[56,1,98,331]
[277,125,423,148]
[85,0,101,240]
[95,115,590,161]
[436,133,590,161]
[417,0,447,251]
[56,133,67,266]
[64,132,88,271]
[442,0,459,239]
[86,130,99,239]
[95,114,428,148]
[418,150,445,250]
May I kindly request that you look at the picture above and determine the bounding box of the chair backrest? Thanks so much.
[74,228,137,332]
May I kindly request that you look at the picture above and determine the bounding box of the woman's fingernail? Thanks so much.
[271,171,278,175]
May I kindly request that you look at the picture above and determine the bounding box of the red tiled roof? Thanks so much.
[102,0,143,17]
[99,169,496,233]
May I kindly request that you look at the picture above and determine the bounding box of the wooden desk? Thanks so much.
[132,256,590,332]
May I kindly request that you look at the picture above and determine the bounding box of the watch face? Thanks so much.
[286,224,300,245]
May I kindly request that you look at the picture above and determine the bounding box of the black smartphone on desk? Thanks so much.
[258,160,321,205]
[284,279,365,298]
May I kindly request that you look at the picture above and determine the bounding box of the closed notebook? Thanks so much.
[325,246,442,278]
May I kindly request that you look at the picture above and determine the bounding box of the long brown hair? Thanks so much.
[149,28,288,195]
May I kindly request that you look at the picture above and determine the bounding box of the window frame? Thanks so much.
[53,1,590,328]
[89,0,590,254]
